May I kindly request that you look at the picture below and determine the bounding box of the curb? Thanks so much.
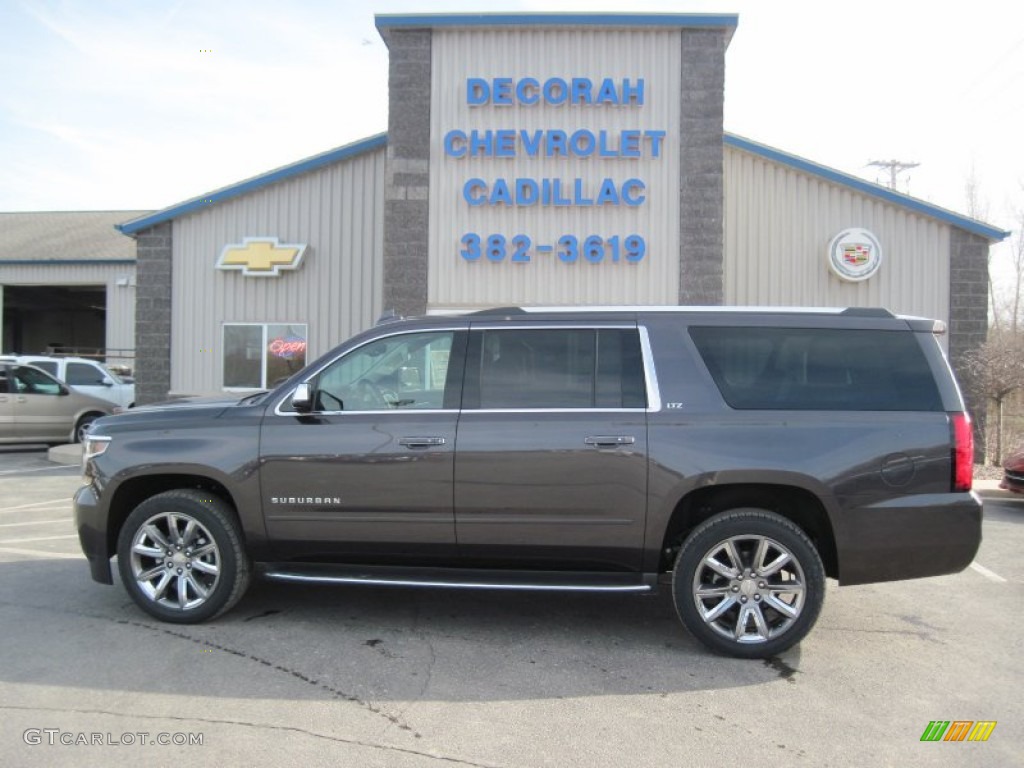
[48,443,82,466]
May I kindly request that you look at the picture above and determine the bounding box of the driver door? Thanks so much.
[259,328,467,562]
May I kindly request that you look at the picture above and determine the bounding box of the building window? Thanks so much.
[223,323,308,390]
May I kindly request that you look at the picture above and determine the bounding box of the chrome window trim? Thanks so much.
[272,323,656,417]
[272,326,466,417]
[638,325,662,412]
[460,408,646,415]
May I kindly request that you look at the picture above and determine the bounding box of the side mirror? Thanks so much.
[101,377,114,387]
[59,385,70,396]
[291,382,314,412]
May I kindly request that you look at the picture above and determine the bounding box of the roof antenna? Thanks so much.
[376,309,403,325]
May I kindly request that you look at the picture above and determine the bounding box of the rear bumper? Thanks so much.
[838,491,982,586]
[74,483,113,584]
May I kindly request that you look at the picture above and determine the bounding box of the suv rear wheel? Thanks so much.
[116,490,251,623]
[672,508,825,658]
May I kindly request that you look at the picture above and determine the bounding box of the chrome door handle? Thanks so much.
[398,436,446,448]
[584,435,636,447]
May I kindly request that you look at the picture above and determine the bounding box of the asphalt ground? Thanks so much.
[0,446,1021,768]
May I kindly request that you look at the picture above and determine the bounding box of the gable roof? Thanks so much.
[116,130,1010,243]
[725,134,1009,242]
[1,210,151,264]
[116,133,387,236]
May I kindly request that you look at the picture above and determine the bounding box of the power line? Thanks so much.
[868,159,920,191]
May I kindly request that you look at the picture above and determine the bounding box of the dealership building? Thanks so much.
[4,13,1008,404]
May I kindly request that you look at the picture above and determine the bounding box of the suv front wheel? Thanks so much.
[672,509,825,658]
[116,490,251,623]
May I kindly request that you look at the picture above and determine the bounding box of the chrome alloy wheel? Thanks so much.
[691,534,806,644]
[129,512,221,611]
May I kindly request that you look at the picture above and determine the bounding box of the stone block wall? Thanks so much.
[678,28,726,305]
[382,29,431,317]
[134,221,172,404]
[949,228,991,458]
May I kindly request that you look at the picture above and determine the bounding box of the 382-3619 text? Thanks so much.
[459,234,646,264]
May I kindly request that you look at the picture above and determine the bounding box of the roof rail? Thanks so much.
[840,307,895,318]
[470,307,527,316]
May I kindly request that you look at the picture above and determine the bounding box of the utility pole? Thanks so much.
[868,159,920,191]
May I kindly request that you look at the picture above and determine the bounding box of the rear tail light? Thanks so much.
[951,412,973,492]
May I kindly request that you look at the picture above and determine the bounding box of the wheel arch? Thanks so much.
[106,474,241,562]
[73,410,109,442]
[658,483,839,579]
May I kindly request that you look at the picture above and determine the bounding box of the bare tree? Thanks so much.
[962,330,1024,464]
[1008,204,1024,331]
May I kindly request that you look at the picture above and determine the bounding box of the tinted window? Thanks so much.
[12,366,63,396]
[314,331,455,412]
[689,326,942,411]
[66,362,105,385]
[31,361,58,376]
[472,329,645,409]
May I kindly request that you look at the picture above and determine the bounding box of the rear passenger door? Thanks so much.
[453,325,649,570]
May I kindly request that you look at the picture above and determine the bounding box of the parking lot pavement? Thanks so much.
[0,450,1021,768]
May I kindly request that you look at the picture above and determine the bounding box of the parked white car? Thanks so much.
[0,356,134,408]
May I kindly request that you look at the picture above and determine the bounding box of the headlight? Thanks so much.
[82,435,112,471]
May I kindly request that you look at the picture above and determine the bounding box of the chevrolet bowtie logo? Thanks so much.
[217,237,308,277]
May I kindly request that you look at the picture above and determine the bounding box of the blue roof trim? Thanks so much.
[724,133,1010,242]
[375,13,739,30]
[0,259,136,266]
[117,133,387,236]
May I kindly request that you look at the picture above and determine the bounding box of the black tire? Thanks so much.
[74,413,102,443]
[672,508,825,659]
[116,490,251,623]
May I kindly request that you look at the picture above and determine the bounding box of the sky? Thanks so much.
[1,0,1022,283]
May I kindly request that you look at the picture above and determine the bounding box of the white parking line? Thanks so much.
[970,562,1008,583]
[0,534,78,544]
[0,506,69,516]
[0,465,79,475]
[0,519,72,528]
[1,498,74,512]
[0,546,83,560]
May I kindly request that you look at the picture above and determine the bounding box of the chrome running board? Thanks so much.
[261,563,655,593]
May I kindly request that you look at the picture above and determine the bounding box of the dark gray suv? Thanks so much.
[74,307,981,658]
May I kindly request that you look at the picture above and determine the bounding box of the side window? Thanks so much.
[313,331,455,412]
[12,366,63,396]
[66,362,105,385]
[471,328,645,410]
[31,361,58,377]
[689,326,943,411]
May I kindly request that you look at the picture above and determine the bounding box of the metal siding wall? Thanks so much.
[724,146,950,323]
[428,29,680,309]
[171,147,385,394]
[0,263,135,363]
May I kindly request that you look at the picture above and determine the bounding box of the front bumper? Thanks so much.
[73,483,113,584]
[838,491,983,586]
[1000,470,1024,493]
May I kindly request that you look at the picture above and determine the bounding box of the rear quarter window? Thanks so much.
[688,326,942,411]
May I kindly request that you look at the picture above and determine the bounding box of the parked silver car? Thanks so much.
[2,355,134,408]
[0,363,115,444]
